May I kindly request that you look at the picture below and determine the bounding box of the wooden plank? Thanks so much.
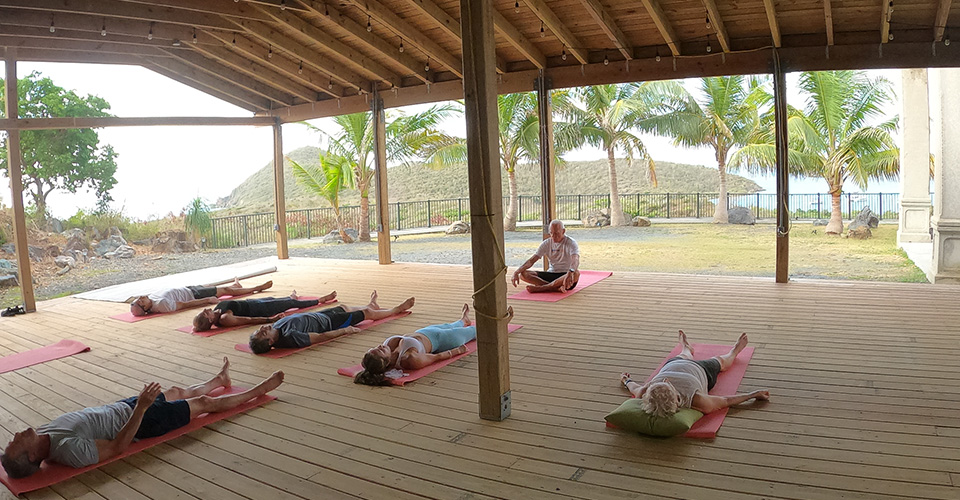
[372,90,392,264]
[824,0,835,45]
[881,0,891,43]
[774,51,789,282]
[934,0,952,41]
[0,116,276,130]
[404,0,508,72]
[492,8,547,69]
[536,74,556,253]
[0,0,238,30]
[761,0,782,47]
[702,0,732,52]
[523,0,590,64]
[141,59,269,112]
[578,0,633,59]
[161,48,299,106]
[638,0,682,56]
[2,49,36,313]
[186,43,320,101]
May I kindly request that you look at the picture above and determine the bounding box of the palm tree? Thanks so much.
[730,70,899,234]
[574,83,683,226]
[641,76,764,223]
[496,91,580,230]
[305,104,462,241]
[289,154,354,243]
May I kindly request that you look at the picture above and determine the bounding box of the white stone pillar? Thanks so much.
[932,68,960,284]
[897,69,932,244]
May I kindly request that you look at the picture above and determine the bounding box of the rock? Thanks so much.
[343,228,358,241]
[0,274,17,287]
[582,209,609,227]
[632,216,651,227]
[0,243,13,254]
[0,259,15,270]
[848,226,872,240]
[90,227,102,240]
[28,246,44,262]
[56,266,72,276]
[445,221,470,235]
[63,231,88,253]
[150,231,197,253]
[94,235,127,256]
[115,245,136,258]
[727,206,756,225]
[48,218,64,233]
[848,207,880,231]
[108,226,123,237]
[813,219,829,226]
[61,228,85,239]
[45,245,60,258]
[320,230,342,244]
[54,255,76,269]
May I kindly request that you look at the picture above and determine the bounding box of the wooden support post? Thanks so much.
[372,87,392,264]
[4,49,36,312]
[272,119,289,259]
[460,0,511,421]
[773,50,790,283]
[536,72,556,271]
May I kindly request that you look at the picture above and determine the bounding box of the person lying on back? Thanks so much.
[130,278,272,316]
[193,290,336,332]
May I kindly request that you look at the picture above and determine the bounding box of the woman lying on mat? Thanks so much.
[620,330,770,416]
[130,278,273,317]
[193,290,337,332]
[354,304,513,386]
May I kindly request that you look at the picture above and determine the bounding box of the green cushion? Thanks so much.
[604,398,703,437]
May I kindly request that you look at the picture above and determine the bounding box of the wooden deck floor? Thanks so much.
[1,257,959,500]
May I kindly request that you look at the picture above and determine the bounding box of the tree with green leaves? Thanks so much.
[303,104,463,241]
[184,197,212,245]
[289,154,355,243]
[730,70,899,234]
[0,72,118,222]
[573,82,684,225]
[641,76,765,223]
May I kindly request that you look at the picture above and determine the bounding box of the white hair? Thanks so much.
[640,382,679,418]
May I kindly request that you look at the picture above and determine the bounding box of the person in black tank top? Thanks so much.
[192,291,336,332]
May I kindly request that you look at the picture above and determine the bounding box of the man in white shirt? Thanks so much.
[511,220,581,293]
[129,279,272,316]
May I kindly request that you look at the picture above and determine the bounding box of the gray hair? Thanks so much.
[640,382,680,418]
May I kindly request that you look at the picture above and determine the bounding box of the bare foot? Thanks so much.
[505,306,514,323]
[289,290,299,300]
[217,357,232,389]
[232,277,241,287]
[733,333,749,356]
[678,330,694,357]
[368,290,379,309]
[256,370,285,395]
[460,303,471,326]
[396,296,415,312]
[319,291,337,302]
[753,390,770,401]
[620,372,632,388]
[256,280,273,292]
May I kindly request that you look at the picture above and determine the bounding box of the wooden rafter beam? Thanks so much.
[637,0,681,56]
[934,0,952,42]
[162,49,300,106]
[250,4,402,87]
[578,0,633,59]
[0,32,173,57]
[403,0,507,72]
[6,48,145,65]
[204,29,342,98]
[0,116,277,130]
[824,0,834,45]
[234,19,371,92]
[342,0,463,78]
[701,0,731,52]
[523,0,589,64]
[142,57,271,111]
[492,9,547,69]
[761,0,782,47]
[187,43,319,101]
[294,0,432,84]
[0,0,238,30]
[881,0,891,43]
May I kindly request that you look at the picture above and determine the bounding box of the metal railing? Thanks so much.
[209,192,908,248]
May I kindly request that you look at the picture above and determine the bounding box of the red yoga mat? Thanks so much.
[175,297,336,337]
[508,270,612,302]
[607,343,755,439]
[234,311,412,358]
[109,291,258,323]
[0,385,276,496]
[338,323,523,386]
[0,340,90,374]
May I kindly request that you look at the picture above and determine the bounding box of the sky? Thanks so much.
[0,62,907,220]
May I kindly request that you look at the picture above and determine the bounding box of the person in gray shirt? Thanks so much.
[619,330,770,417]
[2,358,284,478]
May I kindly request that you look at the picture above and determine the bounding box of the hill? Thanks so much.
[216,146,762,214]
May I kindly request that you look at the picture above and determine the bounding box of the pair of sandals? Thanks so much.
[1,305,26,317]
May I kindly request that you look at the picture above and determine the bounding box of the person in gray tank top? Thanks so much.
[619,330,770,418]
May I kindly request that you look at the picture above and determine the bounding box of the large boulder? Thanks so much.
[108,226,123,237]
[113,245,136,259]
[150,231,197,253]
[94,235,127,256]
[48,218,64,234]
[45,245,60,258]
[0,243,13,254]
[0,274,17,287]
[343,228,358,241]
[63,230,88,253]
[632,216,651,227]
[813,219,829,226]
[582,209,609,227]
[848,207,880,231]
[445,220,470,235]
[847,226,872,240]
[320,230,342,244]
[0,259,16,271]
[54,255,76,269]
[727,206,756,225]
[28,246,44,262]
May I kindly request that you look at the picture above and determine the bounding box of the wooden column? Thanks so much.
[272,119,289,259]
[4,48,35,312]
[460,0,511,421]
[773,50,790,283]
[371,87,392,264]
[536,72,557,270]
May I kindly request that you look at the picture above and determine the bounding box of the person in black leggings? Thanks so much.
[192,291,337,332]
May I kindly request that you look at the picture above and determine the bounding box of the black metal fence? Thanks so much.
[209,192,905,248]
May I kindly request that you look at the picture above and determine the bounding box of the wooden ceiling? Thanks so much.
[1,0,958,121]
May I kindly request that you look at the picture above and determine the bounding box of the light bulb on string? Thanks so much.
[540,22,545,38]
[399,38,404,52]
[603,54,609,66]
[280,0,286,10]
[945,36,951,46]
[655,48,661,62]
[101,20,107,36]
[268,45,273,58]
[298,60,303,74]
[888,32,894,41]
[328,80,334,90]
[324,3,329,15]
[193,29,197,44]
[515,1,520,13]
[561,48,567,61]
[49,19,55,33]
[367,16,372,32]
[424,58,430,72]
[706,16,711,30]
[148,24,153,41]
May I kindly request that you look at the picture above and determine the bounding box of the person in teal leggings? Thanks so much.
[354,304,512,386]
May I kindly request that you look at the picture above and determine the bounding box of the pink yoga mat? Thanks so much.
[508,270,612,302]
[0,340,90,374]
[0,385,276,496]
[607,343,755,439]
[234,311,412,358]
[175,297,336,336]
[338,323,523,386]
[109,292,257,323]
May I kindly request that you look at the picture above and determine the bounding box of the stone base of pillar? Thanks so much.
[932,218,960,284]
[897,198,932,244]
